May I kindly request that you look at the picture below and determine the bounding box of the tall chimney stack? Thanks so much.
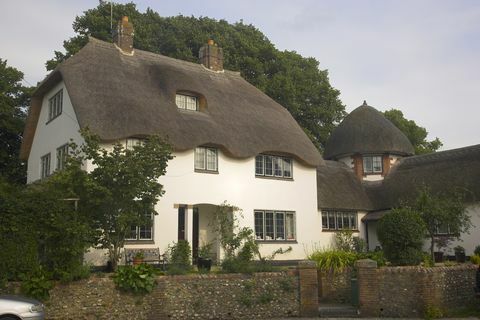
[113,16,134,54]
[199,40,224,72]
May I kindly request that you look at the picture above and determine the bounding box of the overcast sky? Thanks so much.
[2,0,479,150]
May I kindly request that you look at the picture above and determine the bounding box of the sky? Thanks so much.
[2,0,479,150]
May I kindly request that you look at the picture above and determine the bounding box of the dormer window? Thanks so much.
[363,155,382,174]
[176,93,198,111]
[48,89,63,122]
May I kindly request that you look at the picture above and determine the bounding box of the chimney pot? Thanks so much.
[199,40,224,72]
[113,16,134,54]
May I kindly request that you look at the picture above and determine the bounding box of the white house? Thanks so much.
[20,17,480,265]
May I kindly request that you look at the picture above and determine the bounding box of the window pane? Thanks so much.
[373,156,382,172]
[343,213,350,229]
[349,213,357,229]
[264,156,273,176]
[139,225,152,239]
[275,212,285,240]
[322,212,328,229]
[254,211,264,240]
[274,157,283,177]
[283,158,292,178]
[265,211,274,240]
[41,154,51,178]
[126,226,137,240]
[56,144,68,171]
[175,94,185,109]
[363,156,372,173]
[194,147,205,170]
[255,155,264,175]
[328,212,336,229]
[285,213,295,240]
[185,96,197,110]
[336,212,343,229]
[206,148,217,171]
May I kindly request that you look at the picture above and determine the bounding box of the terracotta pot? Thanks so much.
[133,257,144,265]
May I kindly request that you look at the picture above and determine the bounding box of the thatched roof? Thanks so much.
[324,101,414,160]
[21,37,322,166]
[365,144,480,210]
[317,161,372,210]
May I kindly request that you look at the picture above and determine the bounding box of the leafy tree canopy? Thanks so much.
[0,59,33,183]
[409,186,471,260]
[46,2,345,151]
[383,109,442,154]
[76,129,173,270]
[377,207,426,266]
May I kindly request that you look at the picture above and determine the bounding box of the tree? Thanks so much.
[411,186,471,261]
[377,207,426,266]
[45,2,345,151]
[78,129,172,270]
[0,59,33,184]
[383,109,442,154]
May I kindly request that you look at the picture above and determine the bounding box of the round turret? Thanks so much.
[324,101,414,160]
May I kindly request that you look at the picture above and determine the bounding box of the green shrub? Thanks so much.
[357,250,387,267]
[422,252,435,267]
[308,249,357,273]
[474,245,480,256]
[424,304,443,320]
[167,240,192,274]
[20,267,54,301]
[470,254,480,265]
[113,264,158,293]
[378,208,426,266]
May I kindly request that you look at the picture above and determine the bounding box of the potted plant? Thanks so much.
[197,242,213,271]
[133,251,145,265]
[454,245,466,263]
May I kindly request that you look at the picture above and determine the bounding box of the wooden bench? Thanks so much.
[124,248,166,269]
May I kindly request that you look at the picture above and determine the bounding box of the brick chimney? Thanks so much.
[113,16,134,55]
[199,40,224,71]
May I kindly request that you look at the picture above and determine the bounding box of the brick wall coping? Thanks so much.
[157,271,295,281]
[378,263,477,273]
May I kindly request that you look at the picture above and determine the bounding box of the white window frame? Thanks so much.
[56,144,68,171]
[321,210,358,231]
[48,89,63,122]
[255,154,293,179]
[175,93,198,111]
[40,153,51,179]
[125,213,154,241]
[254,210,296,241]
[363,155,383,174]
[194,147,218,172]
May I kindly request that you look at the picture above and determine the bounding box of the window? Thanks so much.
[254,210,295,241]
[435,223,452,235]
[255,155,292,179]
[195,147,218,172]
[56,144,68,171]
[363,155,382,174]
[126,138,143,150]
[321,210,357,231]
[40,153,51,179]
[48,89,63,121]
[176,94,198,111]
[126,213,153,241]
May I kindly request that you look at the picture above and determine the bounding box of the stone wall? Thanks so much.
[2,272,299,320]
[151,272,299,319]
[356,260,477,317]
[318,268,353,304]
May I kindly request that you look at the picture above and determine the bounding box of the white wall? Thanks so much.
[27,81,84,183]
[145,149,319,261]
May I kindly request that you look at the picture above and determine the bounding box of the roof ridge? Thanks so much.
[400,144,480,166]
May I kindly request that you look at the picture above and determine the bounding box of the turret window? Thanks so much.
[363,155,382,174]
